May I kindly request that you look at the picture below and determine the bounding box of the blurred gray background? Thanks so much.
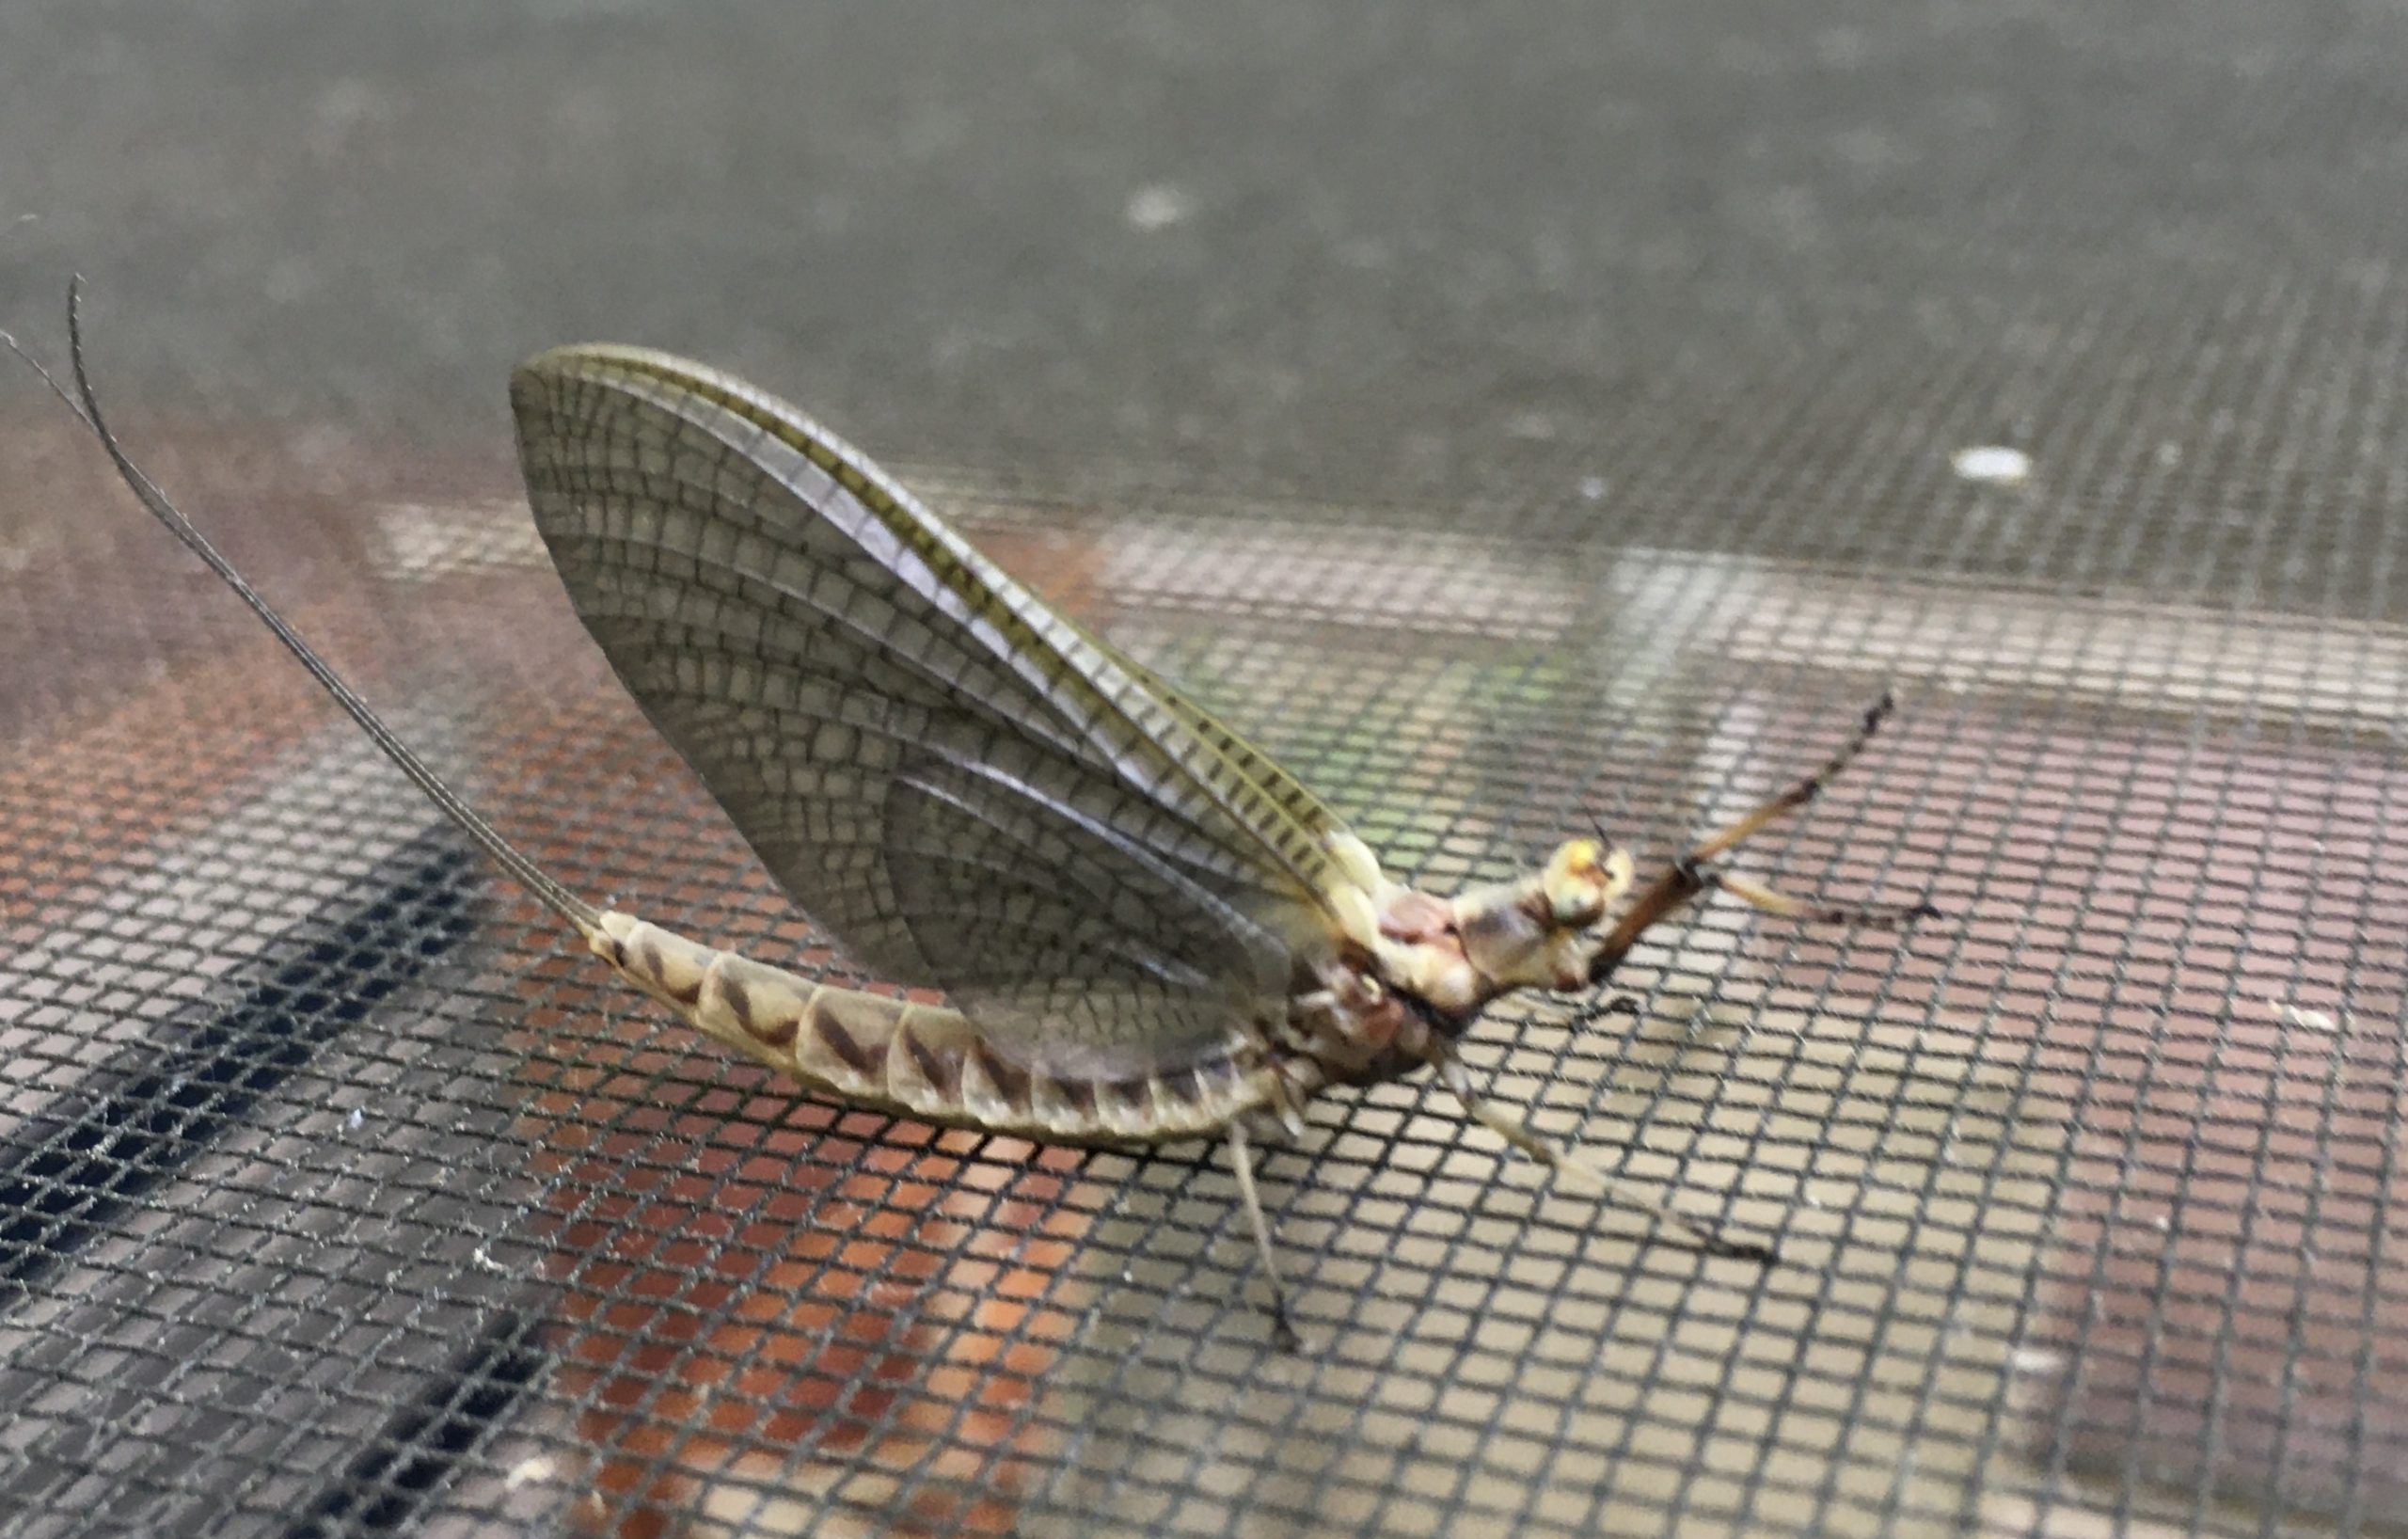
[9,0,2402,535]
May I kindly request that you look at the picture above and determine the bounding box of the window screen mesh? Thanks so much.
[4,5,2406,1537]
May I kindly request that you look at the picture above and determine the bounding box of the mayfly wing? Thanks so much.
[1081,632,1354,857]
[508,347,1364,1092]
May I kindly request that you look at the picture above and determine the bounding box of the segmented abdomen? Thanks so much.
[588,913,1273,1143]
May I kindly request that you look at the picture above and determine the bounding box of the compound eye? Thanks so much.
[1542,839,1610,926]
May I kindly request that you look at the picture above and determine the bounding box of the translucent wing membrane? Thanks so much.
[882,753,1287,1078]
[1092,638,1355,857]
[510,347,1352,1078]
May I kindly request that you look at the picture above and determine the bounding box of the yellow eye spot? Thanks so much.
[1542,839,1610,927]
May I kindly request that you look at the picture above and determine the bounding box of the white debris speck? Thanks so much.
[2155,440,2183,468]
[1124,183,1196,231]
[2010,1347,2064,1375]
[2266,996,2340,1034]
[505,1455,557,1489]
[1578,475,1608,501]
[1951,445,2032,484]
[345,1107,365,1133]
[2153,1214,2171,1232]
[471,1244,511,1276]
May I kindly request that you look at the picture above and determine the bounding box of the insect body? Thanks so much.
[20,287,1930,1343]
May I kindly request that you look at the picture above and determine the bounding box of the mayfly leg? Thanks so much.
[1703,870,1933,928]
[1589,692,1935,980]
[1685,690,1900,865]
[1226,1122,1303,1352]
[1424,1047,1775,1263]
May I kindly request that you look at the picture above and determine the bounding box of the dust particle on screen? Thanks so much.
[506,1456,557,1489]
[1951,445,2032,484]
[2265,995,2340,1034]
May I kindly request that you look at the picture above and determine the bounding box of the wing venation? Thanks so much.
[511,346,1365,1083]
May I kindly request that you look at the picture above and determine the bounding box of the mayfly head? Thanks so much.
[1360,692,1933,1039]
[1442,837,1637,1004]
[1540,836,1636,930]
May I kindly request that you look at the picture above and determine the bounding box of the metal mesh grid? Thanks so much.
[3,388,2401,1538]
[5,3,2408,1530]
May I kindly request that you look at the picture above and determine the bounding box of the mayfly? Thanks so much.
[10,283,1931,1344]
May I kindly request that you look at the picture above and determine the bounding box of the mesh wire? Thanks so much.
[5,7,2408,1521]
[2,406,2400,1539]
